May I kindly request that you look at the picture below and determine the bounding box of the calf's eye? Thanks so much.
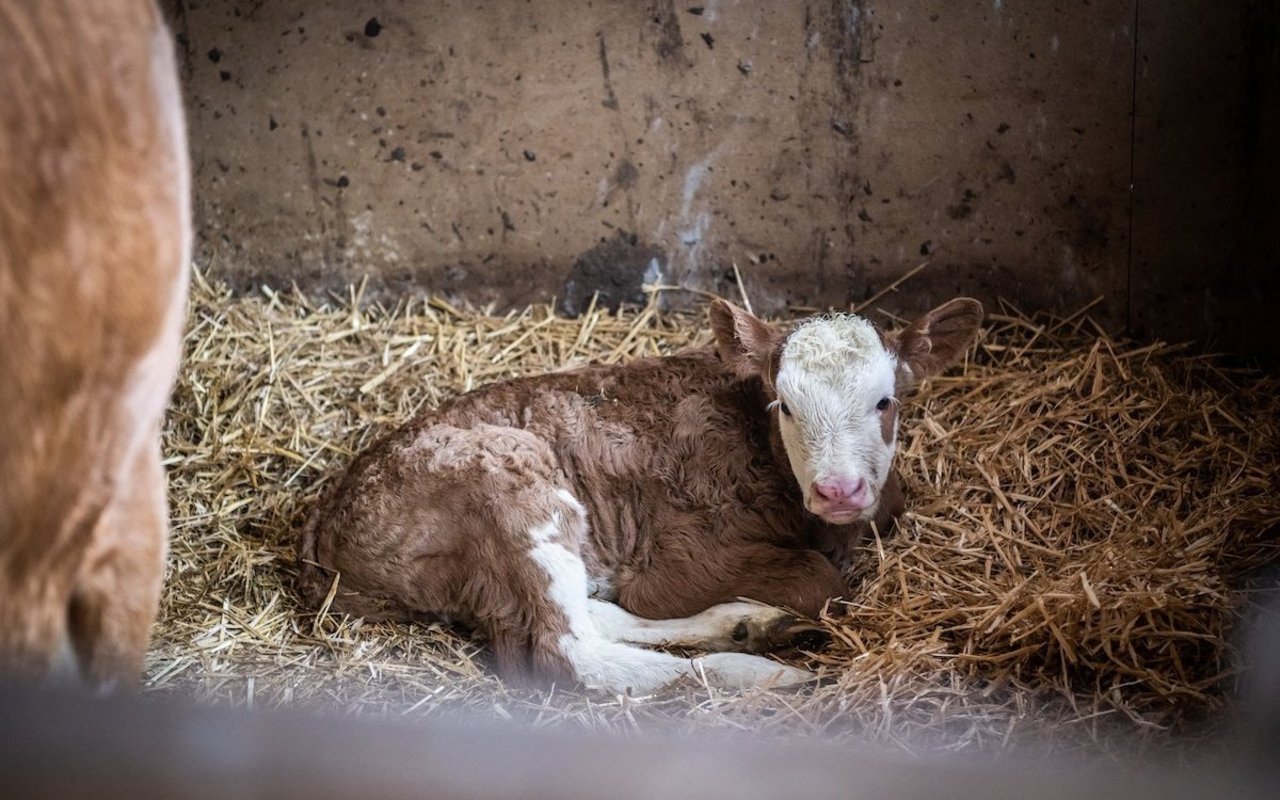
[779,402,792,417]
[876,397,891,411]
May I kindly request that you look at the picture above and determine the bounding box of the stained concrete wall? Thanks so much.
[1130,1,1280,351]
[170,1,1278,352]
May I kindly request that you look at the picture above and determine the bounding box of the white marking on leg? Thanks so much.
[528,517,813,692]
[548,491,616,601]
[527,517,688,693]
[586,599,647,640]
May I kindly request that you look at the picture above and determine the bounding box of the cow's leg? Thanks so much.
[0,577,77,685]
[587,599,821,654]
[0,421,114,686]
[618,543,847,621]
[67,440,169,691]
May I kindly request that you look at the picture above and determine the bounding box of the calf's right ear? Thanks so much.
[709,299,781,379]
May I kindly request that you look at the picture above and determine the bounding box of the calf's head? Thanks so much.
[710,297,983,525]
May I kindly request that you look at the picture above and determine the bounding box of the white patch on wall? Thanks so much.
[674,147,726,286]
[349,209,374,255]
[680,213,708,248]
[342,209,404,265]
[661,128,740,296]
[1059,243,1078,285]
[677,213,710,289]
[680,157,714,220]
[642,257,664,289]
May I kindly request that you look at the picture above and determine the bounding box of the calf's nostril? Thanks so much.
[811,476,876,508]
[813,477,860,502]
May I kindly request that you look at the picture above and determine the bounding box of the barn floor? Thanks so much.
[144,272,1280,758]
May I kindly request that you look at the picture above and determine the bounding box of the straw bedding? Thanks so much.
[144,271,1280,757]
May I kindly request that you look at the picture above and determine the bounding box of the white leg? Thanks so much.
[527,515,813,694]
[587,599,819,653]
[689,652,817,690]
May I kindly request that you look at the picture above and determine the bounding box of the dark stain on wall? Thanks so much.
[650,1,688,65]
[560,231,663,317]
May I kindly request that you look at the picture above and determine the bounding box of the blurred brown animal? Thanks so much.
[0,0,190,689]
[299,298,981,693]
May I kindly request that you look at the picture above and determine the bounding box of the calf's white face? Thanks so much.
[773,316,899,523]
[710,297,984,526]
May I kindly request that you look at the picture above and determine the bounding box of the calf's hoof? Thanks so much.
[726,604,828,654]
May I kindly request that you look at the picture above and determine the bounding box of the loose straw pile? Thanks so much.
[145,272,1280,758]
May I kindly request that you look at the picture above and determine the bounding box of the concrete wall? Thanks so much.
[1130,1,1280,351]
[170,0,1278,351]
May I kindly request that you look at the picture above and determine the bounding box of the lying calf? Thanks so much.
[298,297,982,692]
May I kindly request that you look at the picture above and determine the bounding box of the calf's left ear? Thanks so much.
[890,297,984,381]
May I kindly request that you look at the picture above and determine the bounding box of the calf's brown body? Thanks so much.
[302,350,897,613]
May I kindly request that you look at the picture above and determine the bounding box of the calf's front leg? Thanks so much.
[587,599,822,654]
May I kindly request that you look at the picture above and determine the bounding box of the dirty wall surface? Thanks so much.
[175,1,1138,325]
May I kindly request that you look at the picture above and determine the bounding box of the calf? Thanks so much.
[298,298,982,693]
[0,0,190,688]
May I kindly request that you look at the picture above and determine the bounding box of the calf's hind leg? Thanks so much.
[509,492,813,692]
